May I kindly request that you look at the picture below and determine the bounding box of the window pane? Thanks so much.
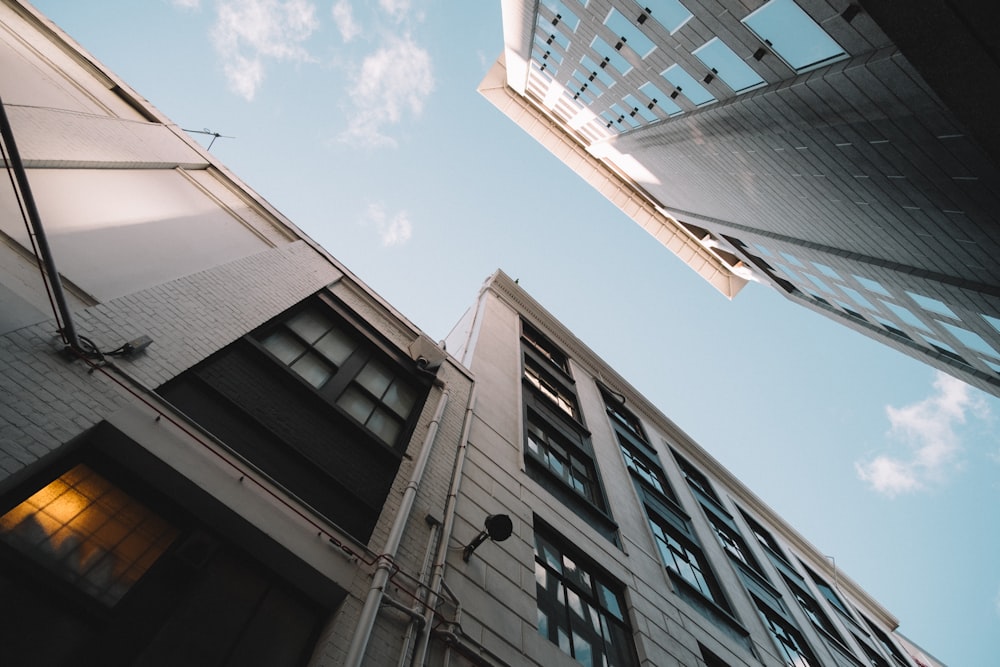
[694,37,764,92]
[0,465,179,606]
[382,380,417,418]
[742,0,845,72]
[289,351,334,388]
[662,64,715,105]
[286,308,333,344]
[337,386,376,424]
[261,329,306,365]
[365,407,402,445]
[356,359,393,398]
[313,326,356,366]
[644,0,693,33]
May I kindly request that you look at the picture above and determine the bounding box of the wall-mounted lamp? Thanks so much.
[462,514,513,562]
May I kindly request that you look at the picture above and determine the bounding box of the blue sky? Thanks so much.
[30,1,1000,664]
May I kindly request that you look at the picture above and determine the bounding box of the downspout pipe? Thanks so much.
[0,96,80,351]
[343,387,451,667]
[414,384,477,666]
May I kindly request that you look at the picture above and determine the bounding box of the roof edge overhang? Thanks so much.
[478,56,747,300]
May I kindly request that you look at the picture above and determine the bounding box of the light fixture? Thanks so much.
[462,514,513,562]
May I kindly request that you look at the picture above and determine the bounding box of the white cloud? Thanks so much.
[172,0,202,9]
[856,372,990,497]
[211,0,319,100]
[364,204,413,246]
[339,36,434,147]
[331,0,361,43]
[378,0,410,22]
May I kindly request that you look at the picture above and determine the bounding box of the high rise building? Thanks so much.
[480,0,1000,398]
[0,1,944,665]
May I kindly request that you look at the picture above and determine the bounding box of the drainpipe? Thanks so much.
[343,387,450,667]
[0,95,80,350]
[413,385,477,666]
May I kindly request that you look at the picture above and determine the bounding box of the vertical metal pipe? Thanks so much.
[413,385,477,666]
[343,387,450,667]
[0,95,80,350]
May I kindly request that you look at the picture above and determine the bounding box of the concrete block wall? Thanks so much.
[0,240,341,487]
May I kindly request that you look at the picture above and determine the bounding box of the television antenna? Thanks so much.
[183,127,235,151]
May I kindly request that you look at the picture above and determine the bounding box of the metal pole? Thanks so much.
[0,95,81,350]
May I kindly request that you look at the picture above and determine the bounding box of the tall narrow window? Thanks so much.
[739,509,791,564]
[649,513,725,607]
[526,411,601,505]
[534,524,639,667]
[754,596,818,667]
[524,357,578,419]
[707,514,763,575]
[783,575,844,643]
[672,449,721,504]
[521,322,614,542]
[521,320,569,373]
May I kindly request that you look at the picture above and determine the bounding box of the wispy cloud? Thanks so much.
[210,0,319,100]
[331,0,361,43]
[339,36,434,147]
[364,203,413,246]
[378,0,411,22]
[856,372,990,497]
[171,0,202,9]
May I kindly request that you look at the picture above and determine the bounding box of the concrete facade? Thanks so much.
[482,0,1000,398]
[441,270,930,667]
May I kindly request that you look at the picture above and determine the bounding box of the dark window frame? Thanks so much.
[251,294,431,453]
[753,595,819,667]
[533,521,639,667]
[521,319,569,374]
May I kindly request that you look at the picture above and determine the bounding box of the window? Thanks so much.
[524,357,578,419]
[754,596,818,667]
[521,331,614,541]
[739,510,790,564]
[805,566,852,618]
[0,446,325,666]
[534,524,639,667]
[905,291,956,318]
[526,411,601,505]
[602,388,646,443]
[661,64,716,105]
[880,301,930,331]
[672,450,721,504]
[604,8,655,57]
[0,463,178,606]
[783,575,844,642]
[620,445,671,497]
[160,293,431,543]
[700,643,732,667]
[641,0,693,34]
[708,514,763,574]
[857,636,891,667]
[742,0,846,72]
[522,320,570,373]
[862,616,911,667]
[649,510,728,610]
[693,38,764,93]
[259,303,421,448]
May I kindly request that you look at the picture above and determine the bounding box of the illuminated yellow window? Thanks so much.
[0,464,179,605]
